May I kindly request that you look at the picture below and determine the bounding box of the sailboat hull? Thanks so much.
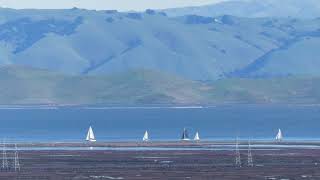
[87,139,96,142]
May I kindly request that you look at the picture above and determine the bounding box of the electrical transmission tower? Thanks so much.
[13,144,20,172]
[235,137,241,167]
[247,140,253,167]
[2,140,9,171]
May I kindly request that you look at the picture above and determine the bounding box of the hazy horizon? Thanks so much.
[0,0,228,11]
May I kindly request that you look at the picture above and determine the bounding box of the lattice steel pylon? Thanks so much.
[235,137,241,167]
[14,144,20,172]
[247,140,253,167]
[2,140,9,171]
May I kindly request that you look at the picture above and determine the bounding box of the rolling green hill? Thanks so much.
[207,78,320,104]
[1,66,320,105]
[0,66,211,105]
[0,8,319,80]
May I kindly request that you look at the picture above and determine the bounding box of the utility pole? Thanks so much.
[13,144,20,172]
[2,140,9,171]
[235,137,241,167]
[247,140,253,167]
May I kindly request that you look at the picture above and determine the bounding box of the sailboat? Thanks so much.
[194,132,200,141]
[143,130,149,142]
[181,128,190,141]
[86,126,96,142]
[275,129,283,142]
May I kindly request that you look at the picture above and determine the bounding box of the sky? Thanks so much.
[0,0,227,11]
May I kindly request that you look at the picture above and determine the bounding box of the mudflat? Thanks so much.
[0,142,320,179]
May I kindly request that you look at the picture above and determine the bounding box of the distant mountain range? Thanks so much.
[0,5,319,105]
[2,66,320,105]
[164,0,320,19]
[0,8,319,81]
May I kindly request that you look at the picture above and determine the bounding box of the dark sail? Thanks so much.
[181,128,190,140]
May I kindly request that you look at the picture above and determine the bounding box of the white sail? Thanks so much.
[275,129,283,142]
[194,132,200,141]
[143,131,149,142]
[86,126,96,142]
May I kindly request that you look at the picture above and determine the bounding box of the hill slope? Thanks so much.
[1,66,320,105]
[164,0,320,19]
[0,66,210,105]
[0,9,319,80]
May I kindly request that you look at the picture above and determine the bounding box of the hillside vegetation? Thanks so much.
[1,66,320,105]
[0,8,319,80]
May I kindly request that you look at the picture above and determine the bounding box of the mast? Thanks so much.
[143,131,149,142]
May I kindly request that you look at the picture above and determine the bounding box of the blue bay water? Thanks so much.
[0,105,320,142]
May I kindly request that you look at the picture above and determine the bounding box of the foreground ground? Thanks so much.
[1,142,320,179]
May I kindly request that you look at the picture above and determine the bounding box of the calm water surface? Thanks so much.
[0,105,319,142]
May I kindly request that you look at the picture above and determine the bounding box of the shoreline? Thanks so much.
[0,103,320,109]
[5,141,320,150]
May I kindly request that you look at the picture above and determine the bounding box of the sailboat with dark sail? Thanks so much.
[181,128,190,141]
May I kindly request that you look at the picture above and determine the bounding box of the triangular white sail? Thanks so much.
[143,131,149,142]
[275,129,283,142]
[86,126,96,142]
[194,132,200,141]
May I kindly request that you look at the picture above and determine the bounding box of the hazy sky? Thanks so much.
[0,0,227,11]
